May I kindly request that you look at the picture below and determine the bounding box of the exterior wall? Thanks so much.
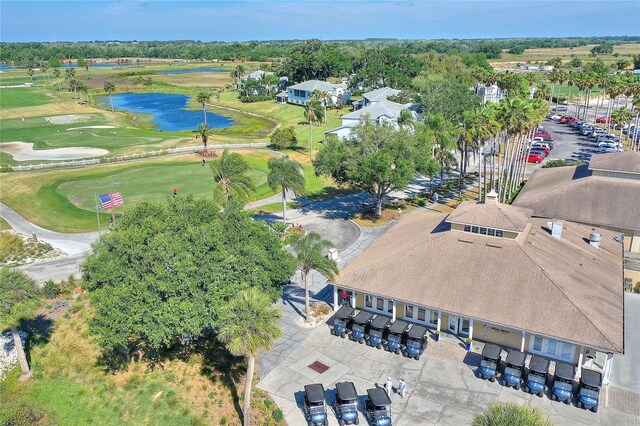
[451,223,465,232]
[503,230,519,239]
[473,321,523,350]
[626,269,640,292]
[341,118,361,128]
[395,302,406,320]
[630,231,640,253]
[355,292,364,309]
[287,89,309,105]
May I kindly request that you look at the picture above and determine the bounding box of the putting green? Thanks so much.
[57,160,270,213]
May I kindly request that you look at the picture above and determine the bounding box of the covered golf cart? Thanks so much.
[385,320,408,354]
[551,361,575,404]
[502,349,526,390]
[403,324,428,360]
[303,384,328,426]
[350,310,374,344]
[365,387,392,426]
[331,306,355,338]
[578,368,603,413]
[478,343,502,382]
[334,381,359,425]
[525,356,550,397]
[367,314,391,349]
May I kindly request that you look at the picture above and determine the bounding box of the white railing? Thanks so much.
[7,143,267,172]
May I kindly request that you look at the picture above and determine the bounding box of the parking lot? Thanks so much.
[258,325,639,425]
[540,117,602,165]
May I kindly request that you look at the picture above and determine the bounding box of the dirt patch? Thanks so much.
[46,114,91,125]
[67,125,116,130]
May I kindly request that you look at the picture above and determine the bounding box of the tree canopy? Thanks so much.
[279,39,350,82]
[314,121,429,216]
[350,47,423,89]
[81,196,295,360]
[414,78,481,123]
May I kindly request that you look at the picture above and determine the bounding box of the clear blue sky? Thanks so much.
[2,1,639,42]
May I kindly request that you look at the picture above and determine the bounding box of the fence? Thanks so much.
[8,143,267,172]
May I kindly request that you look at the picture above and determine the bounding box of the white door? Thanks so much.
[447,315,459,334]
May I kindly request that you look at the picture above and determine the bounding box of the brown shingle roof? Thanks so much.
[589,152,640,174]
[445,199,532,232]
[336,209,624,353]
[513,165,640,232]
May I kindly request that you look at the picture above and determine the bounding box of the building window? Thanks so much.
[471,226,479,233]
[405,305,414,318]
[376,297,384,311]
[387,300,393,313]
[546,339,557,356]
[533,336,543,352]
[479,227,487,235]
[430,311,438,326]
[488,229,496,236]
[495,230,503,237]
[365,295,372,308]
[418,308,426,322]
[464,225,471,232]
[561,343,573,360]
[461,319,470,334]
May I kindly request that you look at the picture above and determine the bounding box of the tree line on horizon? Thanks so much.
[2,35,640,66]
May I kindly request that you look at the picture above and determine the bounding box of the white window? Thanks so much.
[529,336,575,362]
[387,300,394,313]
[365,295,373,308]
[417,308,426,322]
[405,305,414,318]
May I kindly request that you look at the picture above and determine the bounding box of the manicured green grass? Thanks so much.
[0,216,10,230]
[0,86,54,109]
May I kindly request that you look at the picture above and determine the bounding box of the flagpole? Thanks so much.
[94,193,102,236]
[110,182,116,226]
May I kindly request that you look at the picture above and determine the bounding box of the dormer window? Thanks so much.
[463,224,503,238]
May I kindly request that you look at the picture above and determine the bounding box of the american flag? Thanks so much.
[98,192,124,209]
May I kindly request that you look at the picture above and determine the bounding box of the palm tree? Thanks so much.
[397,109,414,129]
[424,114,457,183]
[218,288,282,426]
[104,81,116,112]
[0,268,41,380]
[210,149,255,204]
[267,156,306,222]
[196,91,211,125]
[195,122,213,153]
[52,67,61,91]
[27,68,34,81]
[612,106,632,143]
[290,232,339,322]
[312,89,330,123]
[233,65,245,90]
[304,98,324,158]
[40,63,49,85]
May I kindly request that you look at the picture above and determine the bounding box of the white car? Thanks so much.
[598,143,623,153]
[552,106,568,112]
[549,114,563,120]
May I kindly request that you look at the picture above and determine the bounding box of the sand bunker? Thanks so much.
[0,142,109,161]
[67,125,116,130]
[46,115,92,125]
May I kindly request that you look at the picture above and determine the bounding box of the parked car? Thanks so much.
[502,350,526,390]
[596,116,613,123]
[366,314,391,349]
[533,131,553,139]
[578,369,602,413]
[525,356,550,397]
[590,128,607,138]
[529,148,549,158]
[560,116,578,124]
[531,141,551,151]
[330,306,355,338]
[551,362,576,404]
[552,106,568,112]
[303,384,328,426]
[334,382,360,426]
[525,153,545,164]
[364,388,392,426]
[598,144,621,153]
[403,324,428,360]
[549,113,563,120]
[478,343,502,382]
[384,320,408,354]
[349,311,374,344]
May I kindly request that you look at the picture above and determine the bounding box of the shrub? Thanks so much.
[219,416,227,425]
[42,280,61,299]
[473,402,554,426]
[0,233,23,261]
[269,126,298,149]
[542,159,585,168]
[272,408,284,421]
[239,93,273,103]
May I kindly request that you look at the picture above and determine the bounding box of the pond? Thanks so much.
[102,93,234,131]
[157,68,226,75]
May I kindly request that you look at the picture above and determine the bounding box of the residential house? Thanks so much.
[513,152,640,292]
[333,191,624,383]
[286,80,350,106]
[475,83,505,104]
[325,87,415,140]
[241,70,288,96]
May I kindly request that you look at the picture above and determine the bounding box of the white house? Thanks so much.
[475,83,505,104]
[286,80,350,106]
[325,87,415,139]
[242,70,274,81]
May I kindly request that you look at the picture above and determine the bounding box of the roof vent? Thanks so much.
[547,221,563,240]
[589,232,602,249]
[486,189,498,204]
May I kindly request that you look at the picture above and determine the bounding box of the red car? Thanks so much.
[596,117,613,123]
[560,116,578,124]
[525,153,545,164]
[530,146,550,156]
[533,131,553,139]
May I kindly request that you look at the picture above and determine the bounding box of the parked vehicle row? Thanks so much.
[477,344,603,413]
[330,306,428,360]
[302,382,392,426]
[567,120,624,153]
[524,127,555,164]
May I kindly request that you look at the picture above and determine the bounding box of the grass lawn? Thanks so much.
[491,43,640,66]
[0,294,283,426]
[0,150,336,232]
[0,216,11,230]
[0,86,54,109]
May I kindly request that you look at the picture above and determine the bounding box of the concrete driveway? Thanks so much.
[258,325,639,426]
[610,292,640,394]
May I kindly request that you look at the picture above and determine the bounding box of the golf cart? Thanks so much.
[525,356,550,397]
[367,314,392,349]
[551,361,575,404]
[365,387,392,426]
[384,320,408,354]
[350,310,374,344]
[334,381,360,425]
[331,306,355,338]
[303,384,328,426]
[478,343,502,382]
[502,349,526,390]
[577,368,602,413]
[403,324,428,360]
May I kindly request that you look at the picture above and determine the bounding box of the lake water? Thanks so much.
[157,68,226,75]
[103,93,233,131]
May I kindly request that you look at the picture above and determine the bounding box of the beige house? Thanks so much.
[513,152,640,291]
[333,191,624,383]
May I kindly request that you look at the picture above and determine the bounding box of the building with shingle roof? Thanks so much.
[332,191,624,383]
